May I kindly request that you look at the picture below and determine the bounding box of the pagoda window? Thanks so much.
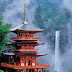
[31,46,33,47]
[21,57,24,59]
[23,46,25,47]
[26,32,29,34]
[21,60,25,66]
[32,57,35,59]
[21,63,24,66]
[32,59,35,66]
[26,57,28,58]
[23,32,25,34]
[32,63,35,66]
[28,45,29,47]
[31,46,33,49]
[26,35,29,37]
[19,34,20,36]
[39,71,41,72]
[22,46,25,49]
[28,57,31,59]
[30,32,33,37]
[21,60,24,62]
[21,34,22,36]
[26,45,29,48]
[26,61,28,66]
[32,60,35,62]
[18,32,20,36]
[17,33,19,37]
[35,69,37,72]
[28,60,30,65]
[31,32,33,34]
[20,34,21,36]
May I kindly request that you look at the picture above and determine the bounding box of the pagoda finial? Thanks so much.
[23,0,28,24]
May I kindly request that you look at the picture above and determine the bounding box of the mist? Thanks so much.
[0,0,72,72]
[0,0,36,26]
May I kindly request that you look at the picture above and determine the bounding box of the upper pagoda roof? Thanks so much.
[6,42,44,45]
[3,53,15,56]
[3,52,47,57]
[10,24,44,32]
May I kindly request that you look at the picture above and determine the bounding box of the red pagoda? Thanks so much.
[1,0,50,72]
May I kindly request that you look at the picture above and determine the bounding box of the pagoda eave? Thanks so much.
[11,37,40,41]
[3,53,15,56]
[17,43,44,46]
[6,42,44,45]
[12,30,44,34]
[16,54,47,57]
[12,49,38,52]
[3,53,47,57]
[10,24,44,33]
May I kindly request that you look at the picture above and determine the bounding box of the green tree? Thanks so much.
[0,70,4,72]
[44,69,47,72]
[0,16,11,55]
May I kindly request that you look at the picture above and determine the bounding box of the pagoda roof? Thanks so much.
[3,53,15,56]
[10,24,44,32]
[6,42,44,45]
[3,52,47,56]
[6,42,16,45]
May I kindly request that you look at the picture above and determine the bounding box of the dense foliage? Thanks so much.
[0,70,4,72]
[0,16,11,55]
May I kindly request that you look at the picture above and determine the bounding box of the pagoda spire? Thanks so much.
[23,0,28,24]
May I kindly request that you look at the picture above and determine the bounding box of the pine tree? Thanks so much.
[0,16,11,55]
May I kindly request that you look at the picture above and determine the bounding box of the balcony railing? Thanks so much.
[1,62,50,69]
[12,49,38,52]
[11,37,40,41]
[36,63,50,68]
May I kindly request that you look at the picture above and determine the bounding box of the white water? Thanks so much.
[55,31,60,72]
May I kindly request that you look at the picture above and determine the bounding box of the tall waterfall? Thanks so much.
[55,31,60,72]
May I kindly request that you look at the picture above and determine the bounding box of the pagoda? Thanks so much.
[1,0,50,72]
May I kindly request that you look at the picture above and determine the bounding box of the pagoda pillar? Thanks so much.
[27,69,29,72]
[6,68,8,72]
[16,69,18,72]
[37,68,38,72]
[42,68,43,72]
[9,56,10,64]
[22,69,24,72]
[39,57,40,64]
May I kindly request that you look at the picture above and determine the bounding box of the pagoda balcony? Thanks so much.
[12,49,38,52]
[1,62,50,69]
[11,37,40,41]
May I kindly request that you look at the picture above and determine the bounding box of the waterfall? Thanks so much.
[55,31,60,72]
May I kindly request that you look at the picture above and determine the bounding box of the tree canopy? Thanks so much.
[0,70,4,72]
[0,16,11,55]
